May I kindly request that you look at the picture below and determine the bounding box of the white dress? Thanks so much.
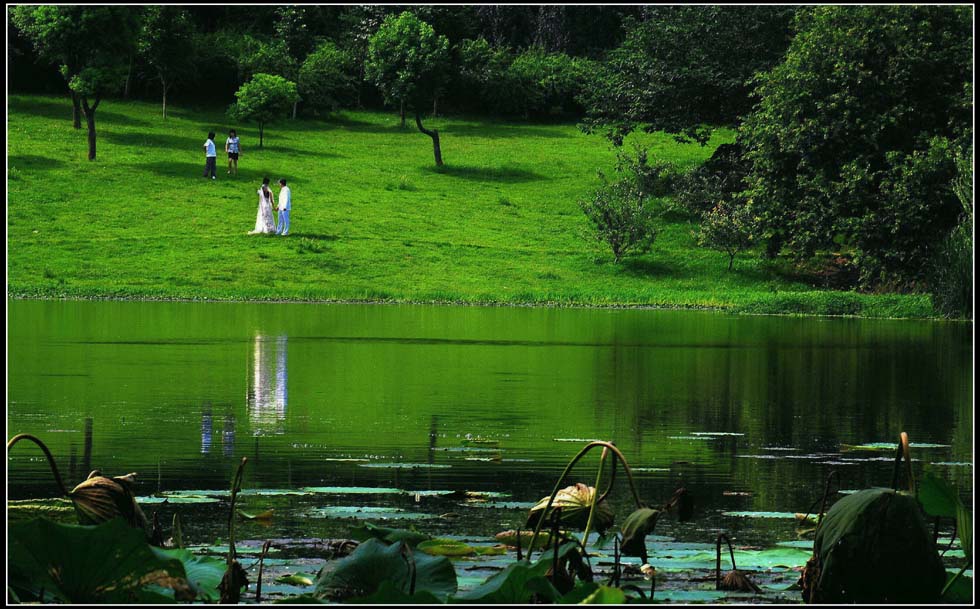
[250,188,276,234]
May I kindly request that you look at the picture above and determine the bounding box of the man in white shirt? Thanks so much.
[203,131,217,180]
[277,179,291,236]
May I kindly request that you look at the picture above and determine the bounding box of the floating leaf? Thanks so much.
[526,483,614,533]
[350,523,430,547]
[238,509,274,521]
[305,506,431,520]
[417,539,478,557]
[723,511,816,521]
[300,487,403,495]
[138,495,220,504]
[494,530,553,550]
[358,463,452,469]
[314,538,457,601]
[807,487,946,603]
[275,574,315,587]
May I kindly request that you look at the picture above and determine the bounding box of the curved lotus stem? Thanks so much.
[227,457,248,566]
[715,533,737,589]
[7,433,70,497]
[798,470,841,533]
[891,432,915,493]
[581,447,609,548]
[525,441,643,562]
[597,450,618,504]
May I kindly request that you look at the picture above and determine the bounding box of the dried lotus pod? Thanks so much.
[719,569,762,593]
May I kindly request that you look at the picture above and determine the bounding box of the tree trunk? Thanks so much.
[292,100,298,119]
[81,96,100,161]
[124,55,134,99]
[728,253,735,271]
[71,92,81,129]
[415,112,443,166]
[399,99,406,128]
[161,79,168,119]
[432,95,438,117]
[259,123,264,148]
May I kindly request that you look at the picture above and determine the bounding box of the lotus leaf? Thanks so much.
[314,538,457,601]
[351,522,431,546]
[8,517,193,603]
[275,574,315,586]
[918,473,960,518]
[620,507,660,558]
[151,547,225,602]
[417,539,479,557]
[526,483,614,533]
[348,580,445,604]
[580,585,628,604]
[805,487,946,603]
[495,529,554,550]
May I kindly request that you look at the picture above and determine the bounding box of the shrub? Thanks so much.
[929,151,973,318]
[694,203,756,271]
[579,177,657,263]
[674,142,748,219]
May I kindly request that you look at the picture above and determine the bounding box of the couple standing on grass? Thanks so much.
[203,130,241,179]
[249,177,291,236]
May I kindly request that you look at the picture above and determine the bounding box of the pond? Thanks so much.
[6,299,973,602]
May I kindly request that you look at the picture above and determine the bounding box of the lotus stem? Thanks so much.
[551,508,561,588]
[7,433,70,497]
[227,457,248,566]
[525,441,643,562]
[400,542,417,595]
[942,562,970,597]
[613,535,621,587]
[597,450,618,504]
[941,521,958,557]
[810,470,841,533]
[891,432,915,493]
[581,447,609,549]
[515,527,523,562]
[715,533,737,589]
[255,540,272,602]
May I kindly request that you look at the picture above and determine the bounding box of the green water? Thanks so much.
[6,299,973,600]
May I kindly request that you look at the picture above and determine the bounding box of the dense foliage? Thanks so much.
[298,41,357,116]
[740,6,973,289]
[138,6,197,119]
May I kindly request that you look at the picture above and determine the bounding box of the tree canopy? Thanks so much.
[228,73,299,147]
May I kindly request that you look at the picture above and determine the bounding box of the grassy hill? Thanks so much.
[7,95,933,318]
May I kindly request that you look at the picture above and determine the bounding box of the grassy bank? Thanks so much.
[7,95,935,318]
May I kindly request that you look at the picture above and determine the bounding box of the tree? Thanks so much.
[12,6,138,159]
[579,177,658,263]
[740,6,973,287]
[228,73,298,148]
[366,11,449,165]
[139,6,197,119]
[580,6,797,145]
[12,6,138,136]
[695,203,756,271]
[298,41,357,116]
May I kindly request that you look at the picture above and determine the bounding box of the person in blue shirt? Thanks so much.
[203,131,217,180]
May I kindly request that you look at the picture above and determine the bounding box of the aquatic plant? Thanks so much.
[801,433,948,603]
[715,533,762,593]
[7,433,147,530]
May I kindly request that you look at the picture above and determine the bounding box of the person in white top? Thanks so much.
[225,129,240,176]
[276,179,291,236]
[203,131,217,180]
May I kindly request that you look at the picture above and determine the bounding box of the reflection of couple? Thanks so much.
[247,334,288,436]
[249,177,291,236]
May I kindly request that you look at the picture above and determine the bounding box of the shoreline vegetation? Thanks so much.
[6,95,944,321]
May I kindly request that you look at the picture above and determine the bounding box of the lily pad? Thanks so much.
[358,463,452,469]
[238,509,274,521]
[300,487,403,495]
[138,495,220,504]
[305,506,432,520]
[723,511,817,522]
[275,574,315,586]
[350,523,430,546]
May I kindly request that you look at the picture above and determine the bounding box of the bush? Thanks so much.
[506,48,592,118]
[298,41,356,116]
[579,177,657,263]
[674,142,748,219]
[614,146,679,199]
[694,203,756,271]
[929,151,973,318]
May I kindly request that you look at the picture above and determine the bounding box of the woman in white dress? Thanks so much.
[249,177,277,234]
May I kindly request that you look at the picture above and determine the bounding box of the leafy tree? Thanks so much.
[228,73,298,148]
[366,11,450,165]
[740,6,973,287]
[298,41,357,116]
[929,150,974,318]
[580,6,797,145]
[579,177,658,263]
[695,203,756,271]
[12,6,138,159]
[506,48,592,118]
[12,5,138,140]
[138,6,197,119]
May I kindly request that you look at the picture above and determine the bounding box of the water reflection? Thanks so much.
[201,404,213,454]
[246,334,288,436]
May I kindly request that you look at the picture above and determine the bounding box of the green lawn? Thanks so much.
[7,94,934,318]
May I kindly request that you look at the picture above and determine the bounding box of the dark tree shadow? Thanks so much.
[9,96,153,127]
[130,160,214,178]
[425,164,545,183]
[102,131,199,152]
[618,257,686,278]
[8,155,65,171]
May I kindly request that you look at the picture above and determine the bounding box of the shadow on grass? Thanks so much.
[441,122,573,139]
[9,97,153,127]
[425,164,545,183]
[103,131,199,151]
[618,257,686,278]
[130,160,216,178]
[9,155,65,171]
